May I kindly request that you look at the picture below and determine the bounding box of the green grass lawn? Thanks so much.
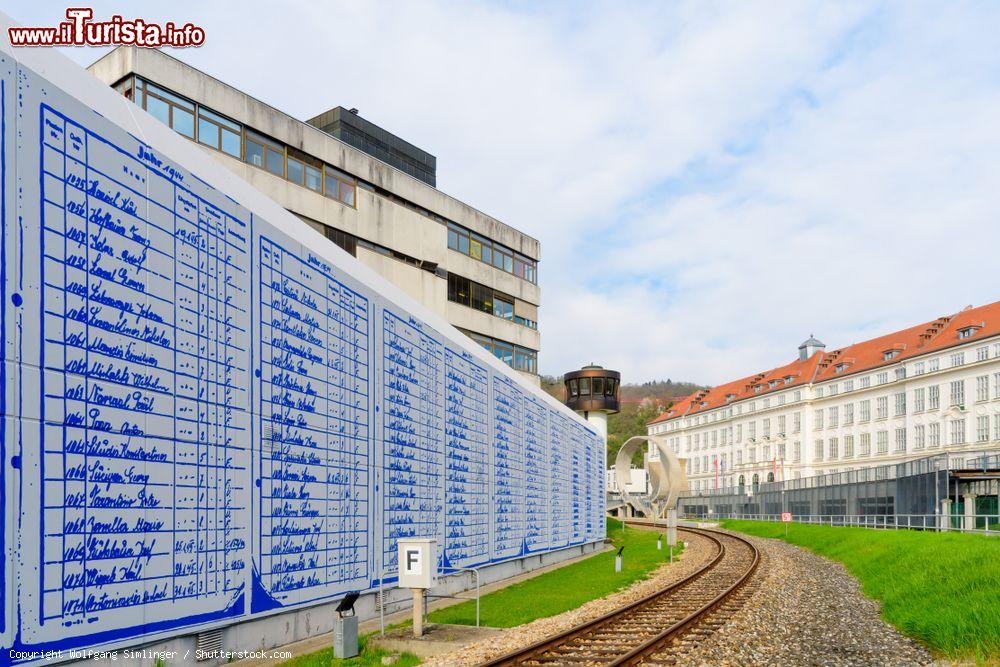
[428,517,682,628]
[722,519,1000,662]
[277,633,420,667]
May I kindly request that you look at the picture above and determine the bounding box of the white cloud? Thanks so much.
[13,1,999,384]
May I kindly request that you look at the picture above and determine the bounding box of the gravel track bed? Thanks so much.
[423,529,717,667]
[663,528,933,667]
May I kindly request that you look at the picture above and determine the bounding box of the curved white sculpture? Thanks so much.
[614,436,688,518]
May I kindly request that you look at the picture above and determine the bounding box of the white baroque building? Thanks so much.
[646,300,1000,494]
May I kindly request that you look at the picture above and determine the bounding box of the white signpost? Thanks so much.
[782,511,793,536]
[667,509,678,563]
[398,539,438,637]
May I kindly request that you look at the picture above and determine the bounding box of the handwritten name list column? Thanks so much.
[257,241,370,605]
[492,376,524,560]
[443,349,489,569]
[382,313,442,571]
[38,105,249,633]
[523,397,549,553]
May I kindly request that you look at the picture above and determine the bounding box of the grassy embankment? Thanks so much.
[722,519,1000,663]
[428,517,681,627]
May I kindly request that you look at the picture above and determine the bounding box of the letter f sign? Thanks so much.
[406,548,420,573]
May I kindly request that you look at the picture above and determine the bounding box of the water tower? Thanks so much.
[563,364,620,443]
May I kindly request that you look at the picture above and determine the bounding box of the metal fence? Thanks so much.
[680,511,1000,534]
[678,450,1000,531]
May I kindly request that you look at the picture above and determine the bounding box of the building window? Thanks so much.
[929,422,941,448]
[914,388,925,412]
[914,362,925,376]
[894,392,906,417]
[859,400,871,422]
[814,440,823,461]
[950,380,965,407]
[447,274,533,328]
[977,346,989,362]
[995,373,1000,400]
[894,428,906,453]
[977,416,989,442]
[844,403,854,424]
[844,435,854,458]
[876,396,888,420]
[447,273,472,307]
[814,412,823,430]
[828,437,839,460]
[324,166,357,207]
[859,433,871,457]
[883,350,899,361]
[957,327,976,339]
[245,129,285,177]
[793,441,801,462]
[860,376,871,389]
[325,226,358,256]
[994,415,1000,440]
[950,352,965,367]
[447,222,537,284]
[778,415,786,434]
[197,106,242,157]
[929,358,940,372]
[877,372,888,385]
[950,418,966,445]
[914,424,926,450]
[877,431,888,455]
[465,331,536,373]
[828,407,838,428]
[895,367,906,381]
[976,375,989,402]
[142,80,195,138]
[793,412,801,433]
[763,419,771,438]
[929,385,940,410]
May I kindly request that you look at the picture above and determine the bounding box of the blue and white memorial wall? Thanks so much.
[0,16,605,663]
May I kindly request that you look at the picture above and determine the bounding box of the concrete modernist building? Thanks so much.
[647,300,1000,494]
[87,47,541,381]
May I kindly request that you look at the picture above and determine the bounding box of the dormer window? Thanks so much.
[725,393,736,403]
[753,385,762,393]
[834,363,848,373]
[883,350,900,361]
[783,376,793,384]
[769,380,779,388]
[958,326,978,339]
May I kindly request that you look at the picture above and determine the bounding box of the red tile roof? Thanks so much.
[648,299,1000,426]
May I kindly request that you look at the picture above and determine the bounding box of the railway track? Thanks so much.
[480,527,760,666]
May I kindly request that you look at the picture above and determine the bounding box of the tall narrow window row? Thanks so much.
[117,77,358,207]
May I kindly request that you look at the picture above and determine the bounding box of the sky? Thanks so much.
[8,1,999,386]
